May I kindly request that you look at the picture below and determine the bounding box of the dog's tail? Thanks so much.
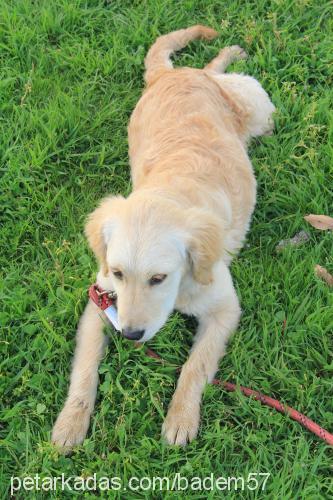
[144,25,218,86]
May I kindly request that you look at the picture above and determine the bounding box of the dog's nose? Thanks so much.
[122,328,145,341]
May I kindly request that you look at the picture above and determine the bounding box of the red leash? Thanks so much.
[144,346,333,446]
[89,284,333,446]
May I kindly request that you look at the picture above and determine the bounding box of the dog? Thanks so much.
[52,25,275,449]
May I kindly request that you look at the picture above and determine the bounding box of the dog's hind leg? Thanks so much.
[205,46,275,139]
[204,45,247,73]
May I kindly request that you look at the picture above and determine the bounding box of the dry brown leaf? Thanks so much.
[304,214,333,230]
[315,265,333,287]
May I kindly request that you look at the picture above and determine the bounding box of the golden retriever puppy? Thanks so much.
[52,25,275,449]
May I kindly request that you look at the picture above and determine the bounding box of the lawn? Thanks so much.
[1,0,332,497]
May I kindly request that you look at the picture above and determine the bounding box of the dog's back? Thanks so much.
[128,26,275,258]
[129,27,253,199]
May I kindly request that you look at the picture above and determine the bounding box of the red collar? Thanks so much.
[88,283,117,311]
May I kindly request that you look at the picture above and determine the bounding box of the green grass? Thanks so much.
[1,0,332,497]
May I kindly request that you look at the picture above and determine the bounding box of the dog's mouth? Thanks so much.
[88,283,170,343]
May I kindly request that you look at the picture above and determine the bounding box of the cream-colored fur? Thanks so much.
[52,25,275,449]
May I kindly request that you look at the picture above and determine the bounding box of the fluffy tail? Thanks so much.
[144,25,218,85]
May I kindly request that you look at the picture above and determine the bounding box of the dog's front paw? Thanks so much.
[51,400,91,453]
[162,403,200,446]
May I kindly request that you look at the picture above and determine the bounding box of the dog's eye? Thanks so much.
[149,274,167,286]
[112,270,123,280]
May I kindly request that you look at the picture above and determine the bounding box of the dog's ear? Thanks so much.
[85,196,125,276]
[185,208,223,285]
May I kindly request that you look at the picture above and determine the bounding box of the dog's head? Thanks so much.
[85,193,223,342]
